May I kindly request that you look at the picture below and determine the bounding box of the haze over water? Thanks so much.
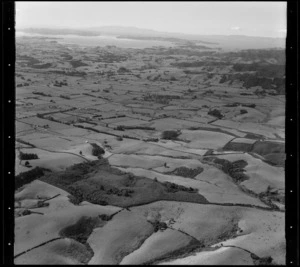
[16,31,177,49]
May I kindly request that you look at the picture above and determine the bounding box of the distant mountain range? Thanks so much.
[17,26,285,50]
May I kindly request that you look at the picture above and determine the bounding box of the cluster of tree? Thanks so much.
[33,91,52,97]
[202,89,214,95]
[115,125,125,131]
[143,138,159,142]
[115,125,155,131]
[31,63,52,69]
[50,70,87,77]
[168,166,204,178]
[60,53,73,60]
[150,220,168,232]
[147,74,161,81]
[90,143,105,157]
[173,60,227,68]
[205,157,248,183]
[232,63,285,78]
[117,67,131,74]
[98,214,112,221]
[19,152,39,160]
[122,134,140,140]
[69,60,89,68]
[67,183,108,206]
[18,55,40,65]
[258,185,284,204]
[95,53,128,63]
[55,81,68,87]
[163,181,197,193]
[59,94,71,99]
[143,93,180,104]
[17,83,30,87]
[223,49,285,65]
[150,48,214,57]
[224,103,240,107]
[161,130,181,140]
[219,75,228,83]
[68,194,83,205]
[106,187,134,197]
[59,216,98,245]
[15,167,50,190]
[184,70,205,75]
[208,109,223,119]
[240,92,253,96]
[219,73,285,94]
[243,103,256,108]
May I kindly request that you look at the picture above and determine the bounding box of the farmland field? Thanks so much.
[14,17,286,265]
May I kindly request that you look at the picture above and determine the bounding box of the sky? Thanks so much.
[16,1,287,38]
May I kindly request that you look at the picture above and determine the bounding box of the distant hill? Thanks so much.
[17,26,285,50]
[86,26,285,49]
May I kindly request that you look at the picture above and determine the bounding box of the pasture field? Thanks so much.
[14,34,285,265]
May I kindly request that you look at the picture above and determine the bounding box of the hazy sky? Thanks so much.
[16,1,287,38]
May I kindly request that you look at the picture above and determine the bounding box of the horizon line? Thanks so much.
[15,25,287,39]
